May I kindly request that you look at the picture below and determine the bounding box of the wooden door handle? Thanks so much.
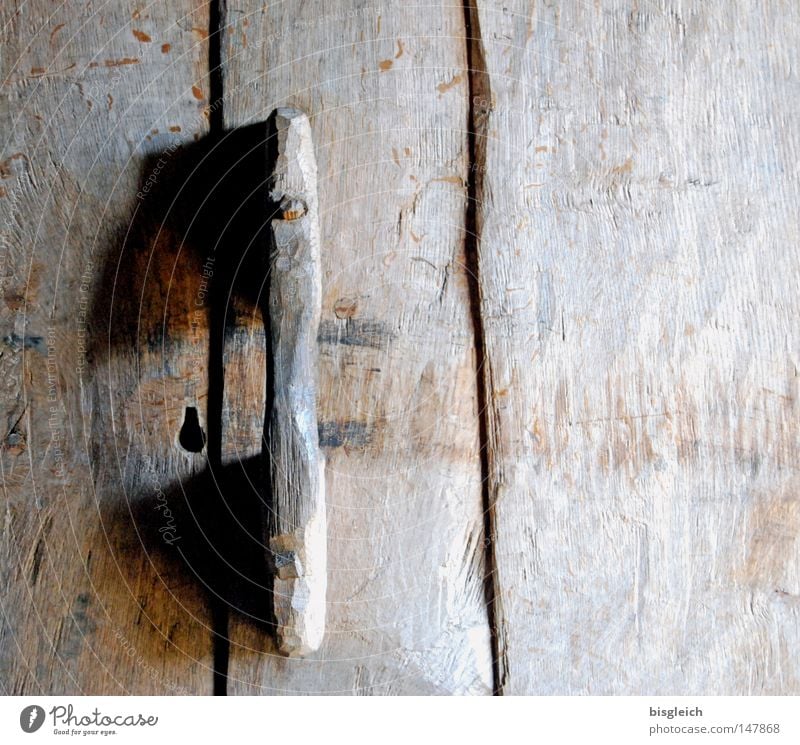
[265,108,326,656]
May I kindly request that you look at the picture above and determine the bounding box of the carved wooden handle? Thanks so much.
[265,108,326,656]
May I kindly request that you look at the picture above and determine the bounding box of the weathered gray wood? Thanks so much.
[472,0,800,693]
[266,108,326,657]
[6,0,796,698]
[0,1,215,693]
[221,0,493,693]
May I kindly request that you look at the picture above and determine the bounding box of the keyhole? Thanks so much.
[179,407,206,453]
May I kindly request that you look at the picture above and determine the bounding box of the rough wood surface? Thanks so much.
[0,1,215,693]
[3,0,798,697]
[220,0,493,694]
[472,0,800,694]
[266,108,326,657]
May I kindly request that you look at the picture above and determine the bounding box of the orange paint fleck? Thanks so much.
[191,85,204,100]
[49,23,65,42]
[378,59,393,72]
[395,39,404,58]
[191,27,209,41]
[391,147,400,167]
[334,298,358,319]
[0,153,30,180]
[534,145,549,153]
[169,125,182,133]
[132,29,152,42]
[30,67,46,75]
[151,129,159,135]
[432,175,462,185]
[436,73,463,94]
[161,43,171,53]
[403,147,411,157]
[104,58,140,67]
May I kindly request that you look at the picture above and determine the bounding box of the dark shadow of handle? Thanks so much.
[89,122,282,693]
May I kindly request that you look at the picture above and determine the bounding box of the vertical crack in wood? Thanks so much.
[207,0,228,696]
[462,0,508,696]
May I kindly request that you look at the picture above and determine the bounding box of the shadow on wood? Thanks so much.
[86,124,284,690]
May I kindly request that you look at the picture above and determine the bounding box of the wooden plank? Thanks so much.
[0,1,215,693]
[220,0,493,693]
[471,0,800,693]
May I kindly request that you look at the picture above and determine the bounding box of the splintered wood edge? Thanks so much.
[270,107,318,222]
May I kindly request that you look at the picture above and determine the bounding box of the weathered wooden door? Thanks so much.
[2,0,798,695]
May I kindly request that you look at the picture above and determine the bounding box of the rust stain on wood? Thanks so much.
[103,57,140,67]
[333,297,358,319]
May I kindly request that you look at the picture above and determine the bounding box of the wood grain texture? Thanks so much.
[471,0,800,694]
[5,0,796,698]
[266,108,326,657]
[220,0,493,694]
[0,1,215,693]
